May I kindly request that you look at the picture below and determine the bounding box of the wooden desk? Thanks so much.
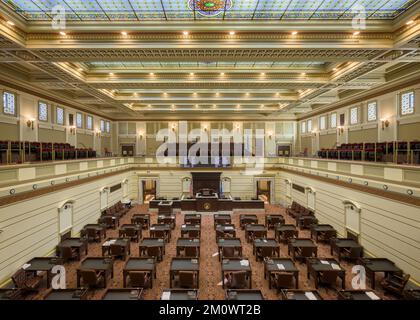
[184,214,202,225]
[24,257,58,288]
[57,238,88,260]
[123,258,156,287]
[177,238,200,257]
[216,224,236,239]
[217,238,242,261]
[119,224,142,242]
[245,224,267,242]
[221,258,252,289]
[337,290,381,300]
[102,289,143,300]
[180,224,201,238]
[280,289,323,300]
[307,258,346,289]
[253,238,280,258]
[264,258,299,289]
[81,224,106,241]
[265,215,285,229]
[214,214,231,228]
[288,238,317,261]
[358,258,402,289]
[77,257,113,287]
[330,238,363,261]
[239,214,258,229]
[131,214,150,229]
[139,238,165,261]
[310,224,337,242]
[101,238,131,258]
[161,289,198,300]
[226,289,264,300]
[157,214,176,229]
[44,289,88,300]
[275,224,298,242]
[169,258,200,288]
[150,224,172,242]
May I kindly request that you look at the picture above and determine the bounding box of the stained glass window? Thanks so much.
[76,112,83,128]
[86,115,93,130]
[56,107,64,125]
[400,91,414,115]
[330,113,337,128]
[367,101,377,121]
[100,120,105,132]
[350,107,358,124]
[319,116,326,130]
[307,119,312,132]
[3,91,16,115]
[3,0,416,21]
[106,121,111,133]
[301,121,306,134]
[38,101,48,121]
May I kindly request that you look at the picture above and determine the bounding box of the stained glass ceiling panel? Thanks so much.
[5,0,414,21]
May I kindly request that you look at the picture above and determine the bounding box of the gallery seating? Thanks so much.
[317,140,420,164]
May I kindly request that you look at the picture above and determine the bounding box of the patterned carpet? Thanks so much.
[27,204,396,300]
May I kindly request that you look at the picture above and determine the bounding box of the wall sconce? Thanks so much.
[236,124,240,131]
[381,119,390,130]
[203,126,208,132]
[95,130,101,138]
[171,125,176,132]
[139,133,143,140]
[69,126,76,135]
[268,132,273,139]
[26,119,34,130]
[312,131,317,137]
[337,126,344,136]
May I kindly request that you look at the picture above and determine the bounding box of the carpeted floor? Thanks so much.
[28,204,397,300]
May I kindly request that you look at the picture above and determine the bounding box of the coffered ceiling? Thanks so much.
[0,0,419,121]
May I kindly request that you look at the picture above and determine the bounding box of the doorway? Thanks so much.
[141,180,157,204]
[256,179,272,203]
[121,144,135,157]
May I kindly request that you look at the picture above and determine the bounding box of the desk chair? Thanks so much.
[256,246,275,261]
[249,230,266,242]
[86,228,101,242]
[146,246,162,262]
[110,244,126,260]
[127,271,151,289]
[100,216,117,229]
[226,271,248,289]
[179,271,197,289]
[184,246,199,258]
[342,247,363,261]
[317,271,339,290]
[222,247,236,259]
[124,228,139,242]
[279,229,298,243]
[381,273,410,297]
[12,269,43,293]
[59,246,79,262]
[187,230,200,238]
[79,269,105,289]
[271,273,295,292]
[296,247,315,261]
[154,230,169,242]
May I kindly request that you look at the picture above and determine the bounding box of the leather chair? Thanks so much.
[296,247,315,260]
[222,247,236,259]
[381,273,410,297]
[271,272,295,292]
[256,246,274,261]
[124,228,139,242]
[127,271,150,288]
[110,244,126,260]
[154,230,168,242]
[59,246,79,262]
[249,230,266,242]
[226,271,248,289]
[184,246,199,258]
[178,271,197,288]
[342,246,363,261]
[86,227,101,242]
[12,269,43,293]
[79,269,105,288]
[317,271,339,289]
[146,246,162,262]
[187,230,200,238]
[100,216,116,229]
[267,216,284,229]
[279,228,298,243]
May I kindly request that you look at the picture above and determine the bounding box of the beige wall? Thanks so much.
[0,86,114,155]
[276,171,420,283]
[0,171,136,284]
[299,83,420,152]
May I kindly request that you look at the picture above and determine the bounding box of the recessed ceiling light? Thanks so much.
[149,72,154,76]
[220,72,225,76]
[406,20,414,25]
[301,72,306,76]
[215,92,219,96]
[121,31,127,36]
[236,104,241,108]
[229,31,235,35]
[7,21,15,26]
[163,92,167,96]
[190,72,194,76]
[291,31,298,35]
[77,68,83,72]
[59,31,66,36]
[193,92,197,95]
[353,31,360,36]
[195,104,199,108]
[183,31,189,35]
[213,104,217,108]
[332,67,337,71]
[261,72,266,76]
[147,104,151,108]
[109,72,114,76]
[245,92,249,96]
[260,104,264,108]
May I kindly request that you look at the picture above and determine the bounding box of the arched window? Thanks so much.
[58,200,75,235]
[306,187,316,211]
[182,177,192,194]
[221,177,231,195]
[122,179,129,198]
